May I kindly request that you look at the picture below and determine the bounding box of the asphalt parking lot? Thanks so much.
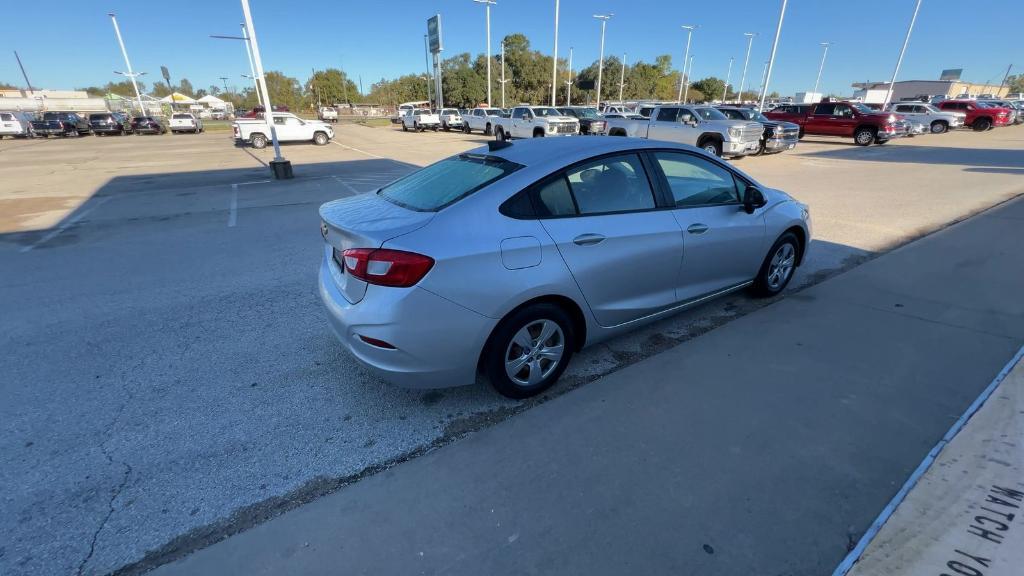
[2,123,1023,575]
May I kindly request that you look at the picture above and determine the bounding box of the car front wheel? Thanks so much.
[313,131,329,145]
[751,232,800,297]
[483,303,575,399]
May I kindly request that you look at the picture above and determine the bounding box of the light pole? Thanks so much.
[618,52,627,103]
[724,57,734,101]
[738,32,756,102]
[756,60,769,104]
[473,0,497,107]
[812,42,831,99]
[242,75,263,106]
[240,24,261,105]
[551,0,560,106]
[676,25,695,103]
[883,0,923,107]
[219,76,229,95]
[423,34,433,107]
[758,0,789,112]
[240,0,290,178]
[683,55,694,102]
[593,14,612,108]
[500,40,509,108]
[107,14,146,116]
[565,46,573,106]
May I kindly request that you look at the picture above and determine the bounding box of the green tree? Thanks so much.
[691,77,725,102]
[1006,74,1024,94]
[208,85,221,96]
[177,78,195,96]
[263,71,303,110]
[150,81,172,97]
[307,68,359,106]
[441,53,486,108]
[1,81,20,90]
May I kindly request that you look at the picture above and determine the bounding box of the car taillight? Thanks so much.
[341,248,434,288]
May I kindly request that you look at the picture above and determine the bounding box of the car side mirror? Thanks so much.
[742,186,767,214]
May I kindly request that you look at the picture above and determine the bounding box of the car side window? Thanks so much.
[656,107,680,122]
[1,113,12,121]
[834,105,853,118]
[814,103,836,115]
[535,178,577,217]
[512,108,526,119]
[653,151,740,208]
[273,116,286,125]
[564,154,655,215]
[720,109,741,120]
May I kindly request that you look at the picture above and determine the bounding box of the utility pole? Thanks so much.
[683,55,694,103]
[883,0,923,107]
[473,0,496,107]
[108,13,146,116]
[593,14,612,108]
[812,42,831,100]
[220,76,230,95]
[756,60,770,104]
[618,52,627,103]
[240,23,261,106]
[500,40,509,108]
[13,51,35,94]
[738,32,756,102]
[723,57,734,101]
[551,0,559,106]
[676,25,695,103]
[565,46,573,106]
[759,0,789,112]
[998,64,1013,93]
[240,0,290,178]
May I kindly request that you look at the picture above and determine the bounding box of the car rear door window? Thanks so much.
[814,103,836,115]
[565,154,655,215]
[653,151,740,208]
[656,107,680,122]
[535,178,577,217]
[379,154,522,211]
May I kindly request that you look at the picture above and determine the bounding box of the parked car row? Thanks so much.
[0,110,211,139]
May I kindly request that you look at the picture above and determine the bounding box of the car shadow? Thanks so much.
[802,144,1024,169]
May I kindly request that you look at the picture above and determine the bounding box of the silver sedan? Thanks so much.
[319,137,811,398]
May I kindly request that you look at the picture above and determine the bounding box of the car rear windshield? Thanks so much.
[89,114,111,120]
[172,114,192,119]
[378,154,523,212]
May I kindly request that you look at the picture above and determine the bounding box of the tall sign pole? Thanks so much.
[758,0,789,112]
[473,0,496,107]
[883,0,923,107]
[241,0,290,177]
[108,14,146,115]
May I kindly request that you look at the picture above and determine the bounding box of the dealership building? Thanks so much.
[851,77,1010,104]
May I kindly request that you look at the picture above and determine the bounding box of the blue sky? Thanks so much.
[2,0,1019,98]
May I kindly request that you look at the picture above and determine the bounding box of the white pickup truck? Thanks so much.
[169,113,204,134]
[492,106,580,141]
[232,112,334,148]
[318,106,339,123]
[604,104,763,158]
[462,107,504,135]
[401,109,441,131]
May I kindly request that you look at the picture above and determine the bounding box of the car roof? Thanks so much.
[471,137,694,172]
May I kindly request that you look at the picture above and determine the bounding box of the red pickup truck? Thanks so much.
[764,100,908,146]
[936,100,1012,131]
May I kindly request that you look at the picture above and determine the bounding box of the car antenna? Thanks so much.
[488,140,512,151]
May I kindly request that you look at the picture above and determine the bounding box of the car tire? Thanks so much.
[533,129,544,138]
[482,303,576,399]
[751,232,800,298]
[755,139,767,155]
[798,128,805,140]
[853,127,875,146]
[930,120,948,134]
[463,123,470,134]
[251,133,268,149]
[973,118,991,131]
[484,123,492,136]
[432,126,438,131]
[698,138,722,157]
[313,131,329,145]
[402,123,408,132]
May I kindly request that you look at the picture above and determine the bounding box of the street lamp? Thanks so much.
[724,57,734,101]
[210,23,263,108]
[551,0,560,106]
[683,55,694,103]
[883,0,923,107]
[618,52,627,103]
[473,0,497,107]
[565,46,573,106]
[240,0,290,178]
[812,42,831,100]
[499,40,510,108]
[593,14,612,108]
[108,14,147,116]
[758,0,789,112]
[737,32,757,102]
[242,74,263,106]
[756,60,770,104]
[676,25,695,103]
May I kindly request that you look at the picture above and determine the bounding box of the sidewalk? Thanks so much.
[153,197,1024,576]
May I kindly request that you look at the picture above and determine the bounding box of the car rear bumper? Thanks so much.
[91,125,125,133]
[318,248,494,389]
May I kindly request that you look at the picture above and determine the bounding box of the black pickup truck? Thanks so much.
[30,112,92,137]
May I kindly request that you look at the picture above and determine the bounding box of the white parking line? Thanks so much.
[331,140,384,159]
[228,184,238,227]
[332,176,363,196]
[20,196,112,253]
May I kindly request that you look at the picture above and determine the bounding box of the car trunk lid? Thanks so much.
[319,193,434,304]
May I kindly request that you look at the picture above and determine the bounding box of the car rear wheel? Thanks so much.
[251,133,268,149]
[854,127,875,146]
[462,123,470,134]
[483,303,576,399]
[972,118,991,131]
[494,127,506,141]
[751,232,800,297]
[930,120,948,134]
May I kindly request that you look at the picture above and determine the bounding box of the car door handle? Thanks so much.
[573,233,606,246]
[687,224,709,235]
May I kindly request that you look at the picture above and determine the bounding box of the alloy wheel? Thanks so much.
[504,320,565,387]
[766,243,796,291]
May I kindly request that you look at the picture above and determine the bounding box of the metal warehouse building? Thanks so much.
[851,80,1010,103]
